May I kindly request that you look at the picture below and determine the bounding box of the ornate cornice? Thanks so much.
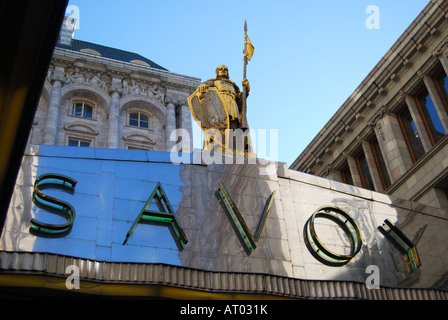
[47,63,176,107]
[122,78,166,104]
[432,34,448,57]
[63,122,99,136]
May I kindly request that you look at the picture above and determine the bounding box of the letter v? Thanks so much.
[217,182,275,254]
[123,182,188,249]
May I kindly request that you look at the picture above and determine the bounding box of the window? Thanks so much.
[340,164,353,186]
[397,106,425,163]
[433,68,448,112]
[435,175,448,208]
[415,87,445,145]
[68,138,90,147]
[355,150,374,191]
[72,101,94,119]
[370,136,391,190]
[129,112,149,128]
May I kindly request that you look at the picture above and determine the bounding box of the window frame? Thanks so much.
[370,136,391,191]
[340,164,353,186]
[397,105,425,163]
[414,86,445,146]
[354,150,375,191]
[68,137,91,147]
[71,100,95,119]
[432,68,448,114]
[128,111,150,129]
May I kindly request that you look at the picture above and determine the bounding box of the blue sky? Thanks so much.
[67,0,430,166]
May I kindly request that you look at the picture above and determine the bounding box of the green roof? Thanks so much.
[56,39,168,71]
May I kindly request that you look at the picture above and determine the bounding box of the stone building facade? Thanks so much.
[28,18,200,153]
[291,0,448,209]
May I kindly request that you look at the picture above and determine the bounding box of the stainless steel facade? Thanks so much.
[1,145,447,299]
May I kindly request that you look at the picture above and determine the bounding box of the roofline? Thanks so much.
[53,46,202,91]
[55,38,168,71]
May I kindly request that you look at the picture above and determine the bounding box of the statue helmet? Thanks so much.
[215,65,229,78]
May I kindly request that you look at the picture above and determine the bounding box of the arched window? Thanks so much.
[129,112,149,128]
[64,122,98,148]
[72,101,94,119]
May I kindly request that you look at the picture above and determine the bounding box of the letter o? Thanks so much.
[303,206,362,266]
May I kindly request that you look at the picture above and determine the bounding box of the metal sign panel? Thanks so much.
[1,145,448,293]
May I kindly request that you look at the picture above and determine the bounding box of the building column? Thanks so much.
[165,98,176,152]
[106,78,122,149]
[371,109,412,182]
[423,74,448,133]
[180,99,193,153]
[43,67,65,145]
[322,166,339,181]
[346,155,363,188]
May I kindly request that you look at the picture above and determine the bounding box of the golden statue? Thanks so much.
[188,21,255,156]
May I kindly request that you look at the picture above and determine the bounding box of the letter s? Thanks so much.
[30,173,77,237]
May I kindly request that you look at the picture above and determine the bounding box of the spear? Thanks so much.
[241,20,253,130]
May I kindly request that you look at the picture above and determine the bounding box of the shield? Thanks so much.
[187,87,229,135]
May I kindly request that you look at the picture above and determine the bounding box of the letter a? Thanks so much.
[365,5,380,30]
[65,265,80,290]
[365,265,380,289]
[122,182,188,249]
